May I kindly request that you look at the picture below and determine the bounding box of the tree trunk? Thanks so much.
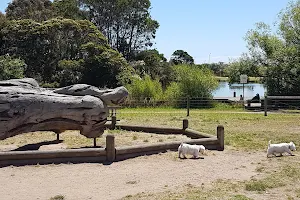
[0,78,128,140]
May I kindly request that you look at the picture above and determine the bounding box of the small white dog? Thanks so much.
[267,140,296,157]
[178,143,206,159]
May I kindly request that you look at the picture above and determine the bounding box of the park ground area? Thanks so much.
[1,108,300,200]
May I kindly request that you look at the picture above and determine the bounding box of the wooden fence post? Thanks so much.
[264,96,268,116]
[111,116,117,129]
[106,135,115,162]
[217,125,224,151]
[187,96,190,117]
[183,119,189,130]
[54,131,60,141]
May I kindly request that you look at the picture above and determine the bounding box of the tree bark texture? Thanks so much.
[0,78,128,140]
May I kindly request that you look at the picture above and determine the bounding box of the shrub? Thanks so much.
[173,64,218,98]
[0,55,26,80]
[165,64,218,108]
[126,75,163,101]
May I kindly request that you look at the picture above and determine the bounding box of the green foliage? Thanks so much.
[80,42,131,87]
[0,18,132,87]
[225,53,262,83]
[56,59,83,86]
[0,12,7,28]
[172,64,218,98]
[230,195,253,200]
[164,82,182,100]
[199,62,228,77]
[6,0,54,22]
[49,195,65,200]
[81,0,159,59]
[245,1,300,95]
[126,75,163,100]
[170,50,194,65]
[0,55,26,80]
[53,0,86,20]
[131,49,174,88]
[162,65,218,108]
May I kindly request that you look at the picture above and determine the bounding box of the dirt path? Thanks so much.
[0,150,265,200]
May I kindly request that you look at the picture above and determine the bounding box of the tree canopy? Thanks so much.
[0,0,220,103]
[131,49,174,88]
[53,0,86,20]
[0,18,133,87]
[170,50,194,65]
[80,0,159,59]
[6,0,54,22]
[245,1,300,95]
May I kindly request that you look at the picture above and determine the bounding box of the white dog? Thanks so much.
[267,140,296,157]
[178,143,206,159]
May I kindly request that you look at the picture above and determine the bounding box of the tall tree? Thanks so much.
[53,0,86,20]
[5,0,54,22]
[131,49,174,88]
[80,0,159,59]
[0,18,133,87]
[245,1,300,95]
[0,12,6,27]
[225,53,261,83]
[170,50,194,65]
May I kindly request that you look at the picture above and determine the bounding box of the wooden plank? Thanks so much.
[0,148,106,161]
[0,156,107,167]
[184,128,214,139]
[268,96,300,100]
[116,138,218,155]
[115,125,183,134]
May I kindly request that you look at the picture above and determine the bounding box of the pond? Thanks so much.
[213,81,266,99]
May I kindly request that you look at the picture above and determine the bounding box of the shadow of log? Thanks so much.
[12,140,64,151]
[70,146,104,149]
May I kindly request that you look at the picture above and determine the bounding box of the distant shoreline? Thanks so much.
[215,76,263,83]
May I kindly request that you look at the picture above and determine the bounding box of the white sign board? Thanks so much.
[240,74,248,84]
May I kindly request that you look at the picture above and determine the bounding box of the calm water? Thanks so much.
[213,81,265,99]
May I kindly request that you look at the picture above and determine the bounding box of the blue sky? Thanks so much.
[0,0,291,64]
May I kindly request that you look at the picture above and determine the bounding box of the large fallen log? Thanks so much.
[0,78,128,140]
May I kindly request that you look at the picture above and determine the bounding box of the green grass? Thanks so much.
[49,195,65,200]
[122,180,242,200]
[122,159,300,200]
[229,195,254,200]
[245,163,300,192]
[118,108,300,151]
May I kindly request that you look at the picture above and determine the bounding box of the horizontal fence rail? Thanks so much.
[120,97,245,109]
[263,96,300,116]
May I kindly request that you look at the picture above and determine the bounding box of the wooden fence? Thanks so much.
[0,119,224,167]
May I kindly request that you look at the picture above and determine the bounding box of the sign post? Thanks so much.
[240,74,248,101]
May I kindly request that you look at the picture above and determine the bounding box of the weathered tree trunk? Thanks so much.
[0,78,128,140]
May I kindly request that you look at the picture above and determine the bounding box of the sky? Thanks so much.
[0,0,292,64]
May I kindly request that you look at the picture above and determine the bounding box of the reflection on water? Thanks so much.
[213,81,265,98]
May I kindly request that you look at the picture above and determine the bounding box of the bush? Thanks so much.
[0,55,26,80]
[126,75,163,101]
[173,64,218,98]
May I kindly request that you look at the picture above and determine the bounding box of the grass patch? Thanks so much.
[246,164,300,192]
[122,179,242,200]
[230,195,254,200]
[49,195,65,200]
[132,135,138,140]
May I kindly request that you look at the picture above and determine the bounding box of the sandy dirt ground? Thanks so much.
[0,149,266,200]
